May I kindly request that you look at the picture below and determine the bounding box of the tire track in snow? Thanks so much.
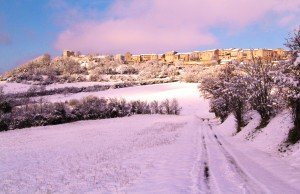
[204,118,268,194]
[201,135,211,192]
[191,118,212,194]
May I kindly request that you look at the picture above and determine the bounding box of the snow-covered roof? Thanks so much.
[94,55,108,59]
[176,52,191,55]
[253,48,274,51]
[221,48,235,51]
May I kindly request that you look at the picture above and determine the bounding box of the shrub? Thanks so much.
[0,96,181,131]
[0,114,10,131]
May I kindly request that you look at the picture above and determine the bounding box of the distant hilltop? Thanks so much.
[62,48,291,65]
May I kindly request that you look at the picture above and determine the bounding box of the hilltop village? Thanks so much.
[0,47,292,84]
[63,48,291,66]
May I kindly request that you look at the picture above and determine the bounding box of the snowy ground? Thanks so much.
[0,81,32,94]
[40,82,211,116]
[0,82,299,193]
[0,81,116,94]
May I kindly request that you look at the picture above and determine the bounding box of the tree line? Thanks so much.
[199,27,300,144]
[0,90,181,131]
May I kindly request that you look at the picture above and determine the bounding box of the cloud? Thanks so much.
[55,0,300,54]
[56,20,217,54]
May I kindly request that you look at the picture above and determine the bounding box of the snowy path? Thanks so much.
[0,83,299,193]
[193,117,300,194]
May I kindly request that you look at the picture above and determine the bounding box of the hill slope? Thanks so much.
[0,83,299,193]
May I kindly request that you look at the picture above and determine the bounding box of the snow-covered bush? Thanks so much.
[150,100,160,114]
[116,65,138,75]
[158,99,181,115]
[278,27,300,143]
[129,100,151,115]
[136,61,179,81]
[238,59,278,128]
[0,87,12,131]
[199,29,299,137]
[181,66,205,83]
[0,113,10,131]
[209,97,230,122]
[72,96,109,119]
[170,99,181,115]
[200,64,248,131]
[0,94,181,131]
[0,87,13,114]
[2,54,92,84]
[89,65,118,75]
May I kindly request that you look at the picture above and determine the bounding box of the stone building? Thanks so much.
[114,54,124,63]
[252,49,274,60]
[124,52,158,63]
[141,54,158,61]
[274,48,290,60]
[242,49,253,60]
[164,51,178,63]
[189,51,201,61]
[200,49,219,61]
[125,52,133,62]
[62,48,290,66]
[63,50,75,57]
[158,54,164,61]
[132,55,141,63]
[230,49,242,60]
[175,52,191,62]
[236,50,247,60]
[150,54,159,60]
[219,49,233,60]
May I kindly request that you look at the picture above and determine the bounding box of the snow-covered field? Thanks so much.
[0,82,299,193]
[0,81,116,94]
[0,81,32,94]
[41,82,211,116]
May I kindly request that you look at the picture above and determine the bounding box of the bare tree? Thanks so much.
[239,58,277,128]
[200,64,248,131]
[279,27,300,143]
[285,26,300,61]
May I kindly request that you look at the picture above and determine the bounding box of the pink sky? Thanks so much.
[54,0,300,54]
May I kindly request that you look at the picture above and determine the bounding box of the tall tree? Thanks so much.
[279,27,300,143]
[239,58,277,128]
[200,64,248,131]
